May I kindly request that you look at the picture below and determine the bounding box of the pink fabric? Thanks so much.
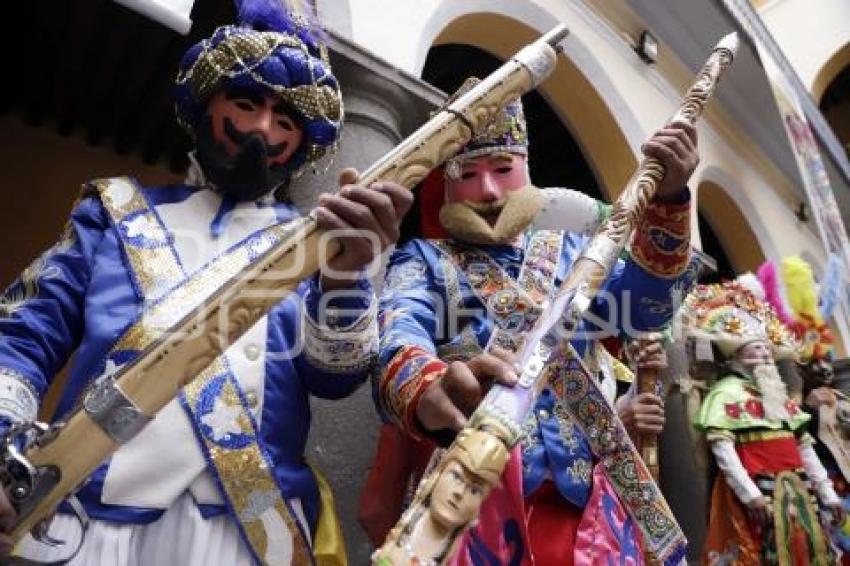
[447,446,532,565]
[446,457,646,565]
[574,463,646,565]
[758,261,796,328]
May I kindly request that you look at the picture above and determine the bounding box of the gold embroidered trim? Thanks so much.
[735,429,794,443]
[94,178,312,564]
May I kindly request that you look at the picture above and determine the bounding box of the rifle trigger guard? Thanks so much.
[83,378,151,444]
[7,495,90,565]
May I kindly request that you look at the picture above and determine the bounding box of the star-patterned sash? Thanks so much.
[91,177,313,565]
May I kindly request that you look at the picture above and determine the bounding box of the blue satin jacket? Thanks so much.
[0,182,374,537]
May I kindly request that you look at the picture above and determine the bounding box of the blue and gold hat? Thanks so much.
[444,77,528,179]
[175,0,343,173]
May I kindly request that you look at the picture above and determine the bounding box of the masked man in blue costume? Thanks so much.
[372,87,697,564]
[0,1,411,564]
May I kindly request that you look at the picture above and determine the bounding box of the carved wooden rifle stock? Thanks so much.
[375,33,739,566]
[0,25,570,550]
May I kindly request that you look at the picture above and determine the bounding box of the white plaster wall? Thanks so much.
[757,0,850,92]
[338,0,679,141]
[695,161,823,264]
[335,1,838,343]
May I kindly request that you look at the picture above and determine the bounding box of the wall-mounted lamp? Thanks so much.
[636,30,659,64]
[795,202,809,222]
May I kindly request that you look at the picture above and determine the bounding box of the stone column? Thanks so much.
[288,34,443,211]
[300,31,443,565]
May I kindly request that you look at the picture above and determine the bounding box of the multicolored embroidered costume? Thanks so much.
[756,256,850,560]
[688,282,838,565]
[370,88,695,562]
[375,217,692,563]
[1,2,367,565]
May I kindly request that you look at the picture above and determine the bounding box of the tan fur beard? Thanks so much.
[752,363,791,421]
[438,185,543,245]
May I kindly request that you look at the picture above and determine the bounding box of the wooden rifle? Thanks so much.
[0,25,570,547]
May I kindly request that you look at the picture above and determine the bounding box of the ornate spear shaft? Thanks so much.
[638,367,663,480]
[375,33,739,565]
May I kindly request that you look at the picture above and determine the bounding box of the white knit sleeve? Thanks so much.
[710,438,763,504]
[799,441,841,505]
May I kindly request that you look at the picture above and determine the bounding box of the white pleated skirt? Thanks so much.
[14,492,255,565]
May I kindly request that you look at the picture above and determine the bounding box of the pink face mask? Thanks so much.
[736,340,773,365]
[445,153,530,203]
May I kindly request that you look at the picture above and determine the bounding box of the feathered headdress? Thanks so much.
[683,280,799,360]
[758,256,834,362]
[756,260,796,329]
[175,0,343,174]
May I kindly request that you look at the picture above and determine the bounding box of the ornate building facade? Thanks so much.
[0,0,848,562]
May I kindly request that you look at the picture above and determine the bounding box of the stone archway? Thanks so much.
[698,180,767,274]
[814,44,850,160]
[812,42,850,104]
[421,10,638,201]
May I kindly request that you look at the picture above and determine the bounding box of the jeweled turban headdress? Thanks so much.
[443,77,528,180]
[175,0,343,174]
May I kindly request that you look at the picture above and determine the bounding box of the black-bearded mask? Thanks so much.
[194,113,298,202]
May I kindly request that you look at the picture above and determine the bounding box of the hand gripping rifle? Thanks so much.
[0,25,570,554]
[375,34,739,566]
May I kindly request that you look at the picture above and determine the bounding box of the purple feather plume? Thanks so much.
[233,0,326,49]
[757,261,796,328]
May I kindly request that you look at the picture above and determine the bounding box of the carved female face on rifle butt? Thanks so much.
[430,458,489,530]
[425,429,508,532]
